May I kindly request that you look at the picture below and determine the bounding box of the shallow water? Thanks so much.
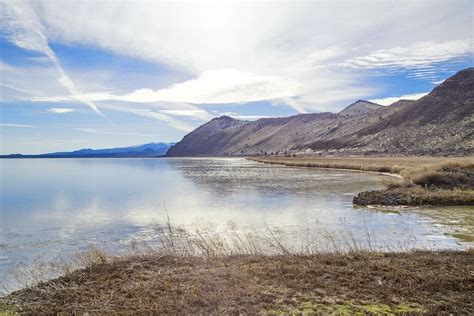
[0,158,471,289]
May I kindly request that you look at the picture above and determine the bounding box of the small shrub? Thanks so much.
[413,170,473,190]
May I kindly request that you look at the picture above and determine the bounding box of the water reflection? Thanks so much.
[0,158,470,288]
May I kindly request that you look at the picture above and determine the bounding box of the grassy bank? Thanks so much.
[1,223,473,314]
[353,186,474,206]
[2,250,472,314]
[249,156,474,206]
[248,156,473,177]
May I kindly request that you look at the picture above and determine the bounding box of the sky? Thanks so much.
[0,0,473,154]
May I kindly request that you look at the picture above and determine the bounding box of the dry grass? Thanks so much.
[354,187,474,206]
[1,222,473,314]
[2,247,472,314]
[410,163,474,190]
[249,156,473,176]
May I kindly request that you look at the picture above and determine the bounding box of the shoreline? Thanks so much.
[247,156,473,174]
[1,156,473,314]
[248,156,474,207]
[247,157,405,179]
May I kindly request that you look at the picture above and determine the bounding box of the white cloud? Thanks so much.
[99,104,196,132]
[31,69,300,105]
[370,92,429,106]
[0,61,16,72]
[123,69,300,104]
[1,0,472,123]
[158,109,213,121]
[343,39,472,69]
[218,112,277,120]
[47,108,76,114]
[0,0,103,115]
[73,128,153,137]
[33,2,472,71]
[0,83,33,96]
[0,123,37,128]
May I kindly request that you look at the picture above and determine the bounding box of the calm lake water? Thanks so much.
[0,158,471,289]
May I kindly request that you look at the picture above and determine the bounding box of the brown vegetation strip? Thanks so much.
[248,156,474,175]
[354,187,474,206]
[3,251,473,314]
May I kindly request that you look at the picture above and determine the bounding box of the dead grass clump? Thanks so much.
[390,164,406,174]
[413,171,470,189]
[354,186,474,206]
[408,162,474,190]
[381,178,409,189]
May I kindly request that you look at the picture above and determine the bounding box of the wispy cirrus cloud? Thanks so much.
[0,0,103,115]
[29,69,300,105]
[11,1,471,113]
[73,128,153,138]
[343,39,472,69]
[370,92,429,106]
[0,123,37,128]
[99,104,196,132]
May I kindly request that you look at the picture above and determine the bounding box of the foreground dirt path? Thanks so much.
[3,251,473,314]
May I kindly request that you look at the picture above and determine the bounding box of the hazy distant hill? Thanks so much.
[1,142,173,158]
[167,68,473,156]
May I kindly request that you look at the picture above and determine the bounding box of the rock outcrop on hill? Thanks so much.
[167,68,474,156]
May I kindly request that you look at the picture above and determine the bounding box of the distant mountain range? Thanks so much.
[1,142,174,158]
[167,68,473,156]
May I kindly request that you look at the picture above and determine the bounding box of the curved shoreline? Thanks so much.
[247,157,405,179]
[248,156,474,207]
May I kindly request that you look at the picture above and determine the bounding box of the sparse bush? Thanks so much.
[413,171,472,189]
[409,162,474,190]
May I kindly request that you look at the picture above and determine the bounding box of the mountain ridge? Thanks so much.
[167,68,474,157]
[339,100,383,116]
[1,142,174,158]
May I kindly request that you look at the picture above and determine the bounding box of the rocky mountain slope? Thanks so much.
[338,100,383,116]
[167,68,474,156]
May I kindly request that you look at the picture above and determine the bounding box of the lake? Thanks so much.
[0,158,470,290]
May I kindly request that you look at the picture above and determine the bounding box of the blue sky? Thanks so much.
[1,1,473,154]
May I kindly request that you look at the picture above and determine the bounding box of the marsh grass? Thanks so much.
[1,218,427,296]
[1,221,472,314]
[250,156,473,181]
